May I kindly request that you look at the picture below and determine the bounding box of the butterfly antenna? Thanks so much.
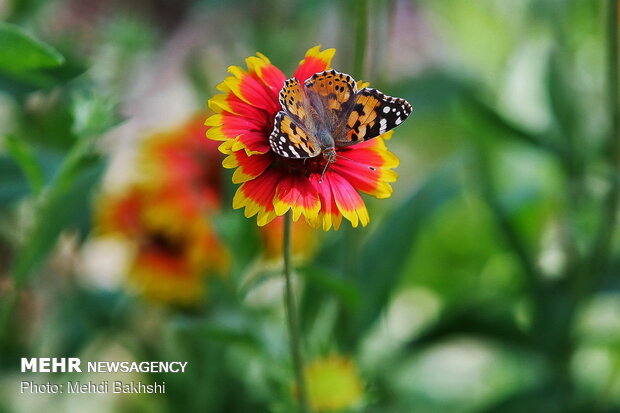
[318,161,330,184]
[335,154,376,171]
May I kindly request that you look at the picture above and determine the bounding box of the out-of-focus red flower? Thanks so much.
[94,114,228,306]
[96,184,228,306]
[140,113,223,211]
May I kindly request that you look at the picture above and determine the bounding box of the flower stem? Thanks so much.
[283,211,309,412]
[588,0,619,291]
[353,0,369,79]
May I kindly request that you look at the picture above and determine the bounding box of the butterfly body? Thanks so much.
[269,70,412,167]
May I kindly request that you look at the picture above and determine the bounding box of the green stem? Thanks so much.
[283,212,309,412]
[587,0,619,293]
[353,0,369,79]
[342,0,369,281]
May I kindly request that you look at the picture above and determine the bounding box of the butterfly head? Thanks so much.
[318,148,337,183]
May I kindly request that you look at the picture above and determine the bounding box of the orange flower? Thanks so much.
[95,114,229,305]
[206,46,401,230]
[96,185,228,306]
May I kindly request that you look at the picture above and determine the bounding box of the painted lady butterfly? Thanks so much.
[269,70,412,168]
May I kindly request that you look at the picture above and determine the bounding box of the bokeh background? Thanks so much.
[0,0,618,412]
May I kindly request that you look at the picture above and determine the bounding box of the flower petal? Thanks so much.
[221,113,266,138]
[308,173,342,231]
[274,174,321,221]
[207,93,232,114]
[246,52,287,96]
[223,151,272,184]
[331,137,399,199]
[294,46,336,82]
[325,172,369,228]
[217,64,280,115]
[232,170,280,226]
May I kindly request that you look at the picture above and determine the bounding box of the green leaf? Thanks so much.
[4,134,44,195]
[340,156,465,347]
[71,91,122,137]
[473,382,579,413]
[407,301,533,352]
[459,91,555,153]
[300,265,361,309]
[546,49,577,134]
[0,53,85,95]
[173,313,258,347]
[0,156,29,206]
[10,158,104,285]
[299,264,362,332]
[0,22,64,73]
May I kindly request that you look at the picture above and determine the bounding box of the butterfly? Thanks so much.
[268,69,412,173]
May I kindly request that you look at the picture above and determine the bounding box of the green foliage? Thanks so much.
[0,22,64,73]
[3,134,44,195]
[345,157,464,347]
[0,155,30,205]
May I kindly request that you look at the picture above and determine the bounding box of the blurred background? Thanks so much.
[0,0,618,412]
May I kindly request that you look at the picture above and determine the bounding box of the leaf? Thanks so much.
[473,382,584,413]
[406,301,533,352]
[0,22,64,73]
[10,158,105,285]
[4,134,44,195]
[0,54,85,95]
[299,264,362,332]
[340,156,465,347]
[300,265,361,309]
[459,91,555,153]
[173,313,258,347]
[546,48,578,137]
[0,156,29,206]
[71,91,122,137]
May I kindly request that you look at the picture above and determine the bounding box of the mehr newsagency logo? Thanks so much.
[19,357,188,394]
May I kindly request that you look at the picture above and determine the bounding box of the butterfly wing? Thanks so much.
[279,78,309,124]
[337,88,412,147]
[269,111,321,159]
[271,71,410,157]
[304,70,358,118]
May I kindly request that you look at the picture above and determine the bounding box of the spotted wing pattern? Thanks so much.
[339,88,412,146]
[269,112,320,159]
[270,71,412,158]
[278,78,308,123]
[304,70,357,114]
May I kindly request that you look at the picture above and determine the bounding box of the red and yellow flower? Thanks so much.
[96,185,228,306]
[94,115,229,306]
[206,46,399,230]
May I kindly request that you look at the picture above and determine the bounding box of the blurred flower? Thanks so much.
[258,215,316,261]
[302,355,363,412]
[96,185,228,306]
[140,112,223,210]
[206,46,399,230]
[94,115,228,305]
